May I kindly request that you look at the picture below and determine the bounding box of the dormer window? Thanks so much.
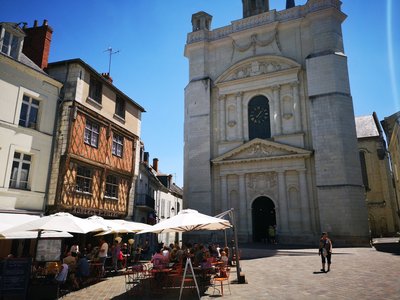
[0,24,24,59]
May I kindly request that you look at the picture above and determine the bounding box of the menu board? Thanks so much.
[0,258,31,298]
[35,239,62,262]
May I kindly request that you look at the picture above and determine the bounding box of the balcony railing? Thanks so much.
[135,193,155,210]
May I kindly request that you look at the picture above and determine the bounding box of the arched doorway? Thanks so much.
[252,197,276,242]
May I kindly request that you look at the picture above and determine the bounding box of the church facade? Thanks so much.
[184,0,370,245]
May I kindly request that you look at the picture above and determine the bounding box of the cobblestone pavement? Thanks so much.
[61,244,400,300]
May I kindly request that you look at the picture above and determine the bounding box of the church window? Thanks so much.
[248,95,271,140]
[359,151,370,191]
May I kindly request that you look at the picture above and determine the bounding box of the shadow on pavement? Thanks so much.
[111,287,207,300]
[373,243,400,255]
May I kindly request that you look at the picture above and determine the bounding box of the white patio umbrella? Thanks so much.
[0,230,73,239]
[86,215,122,232]
[137,209,232,234]
[0,213,73,239]
[4,212,107,234]
[93,219,152,236]
[137,209,232,300]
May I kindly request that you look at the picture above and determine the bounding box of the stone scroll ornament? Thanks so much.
[231,29,281,61]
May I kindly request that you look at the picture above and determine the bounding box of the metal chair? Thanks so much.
[211,266,231,296]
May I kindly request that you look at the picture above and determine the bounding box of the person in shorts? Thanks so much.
[318,232,332,272]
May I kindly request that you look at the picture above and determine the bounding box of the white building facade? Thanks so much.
[0,22,62,213]
[184,0,370,245]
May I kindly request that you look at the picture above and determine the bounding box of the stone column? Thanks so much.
[299,169,311,231]
[278,170,289,232]
[272,85,282,135]
[220,175,228,212]
[238,173,246,233]
[219,95,226,141]
[291,81,301,132]
[236,92,243,140]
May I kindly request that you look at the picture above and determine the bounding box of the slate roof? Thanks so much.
[355,115,379,138]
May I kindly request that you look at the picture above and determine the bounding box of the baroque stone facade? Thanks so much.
[184,0,370,245]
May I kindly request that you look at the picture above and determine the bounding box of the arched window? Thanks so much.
[248,95,271,140]
[359,151,369,191]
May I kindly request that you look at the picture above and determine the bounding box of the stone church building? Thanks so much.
[184,0,370,245]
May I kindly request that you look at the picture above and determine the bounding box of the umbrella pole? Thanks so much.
[33,230,43,263]
[229,209,245,284]
[224,229,227,248]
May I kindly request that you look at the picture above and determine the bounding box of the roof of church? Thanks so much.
[355,115,380,138]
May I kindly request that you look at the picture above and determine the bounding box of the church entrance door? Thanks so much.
[252,197,276,242]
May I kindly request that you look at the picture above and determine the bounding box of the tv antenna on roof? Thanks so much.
[104,47,120,75]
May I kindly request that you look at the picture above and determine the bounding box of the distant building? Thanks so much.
[0,20,62,257]
[355,113,399,237]
[381,111,400,223]
[46,59,145,219]
[133,146,183,249]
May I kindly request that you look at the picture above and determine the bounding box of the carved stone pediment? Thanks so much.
[212,138,311,165]
[215,55,300,85]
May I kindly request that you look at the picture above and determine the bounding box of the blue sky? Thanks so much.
[1,1,399,187]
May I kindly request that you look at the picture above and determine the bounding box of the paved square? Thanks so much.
[61,245,400,300]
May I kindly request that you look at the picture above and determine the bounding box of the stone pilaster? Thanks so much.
[291,81,302,132]
[299,169,311,231]
[238,173,247,232]
[272,85,282,135]
[278,170,289,232]
[236,92,244,140]
[219,95,226,141]
[220,175,228,212]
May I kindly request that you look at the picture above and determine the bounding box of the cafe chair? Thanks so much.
[211,266,231,296]
[124,264,145,295]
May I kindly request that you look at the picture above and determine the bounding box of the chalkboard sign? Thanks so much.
[0,258,31,299]
[36,239,62,262]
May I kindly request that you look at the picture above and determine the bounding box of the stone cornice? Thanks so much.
[212,153,311,166]
[215,55,300,93]
[212,138,312,165]
[187,0,343,45]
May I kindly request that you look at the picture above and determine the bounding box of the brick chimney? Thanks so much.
[153,158,159,172]
[143,152,149,165]
[22,19,53,69]
[101,73,113,83]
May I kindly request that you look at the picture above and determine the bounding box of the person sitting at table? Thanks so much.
[194,244,206,266]
[170,246,179,263]
[73,252,90,289]
[151,247,167,269]
[162,246,170,262]
[63,252,77,270]
[220,250,228,266]
[54,262,69,284]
